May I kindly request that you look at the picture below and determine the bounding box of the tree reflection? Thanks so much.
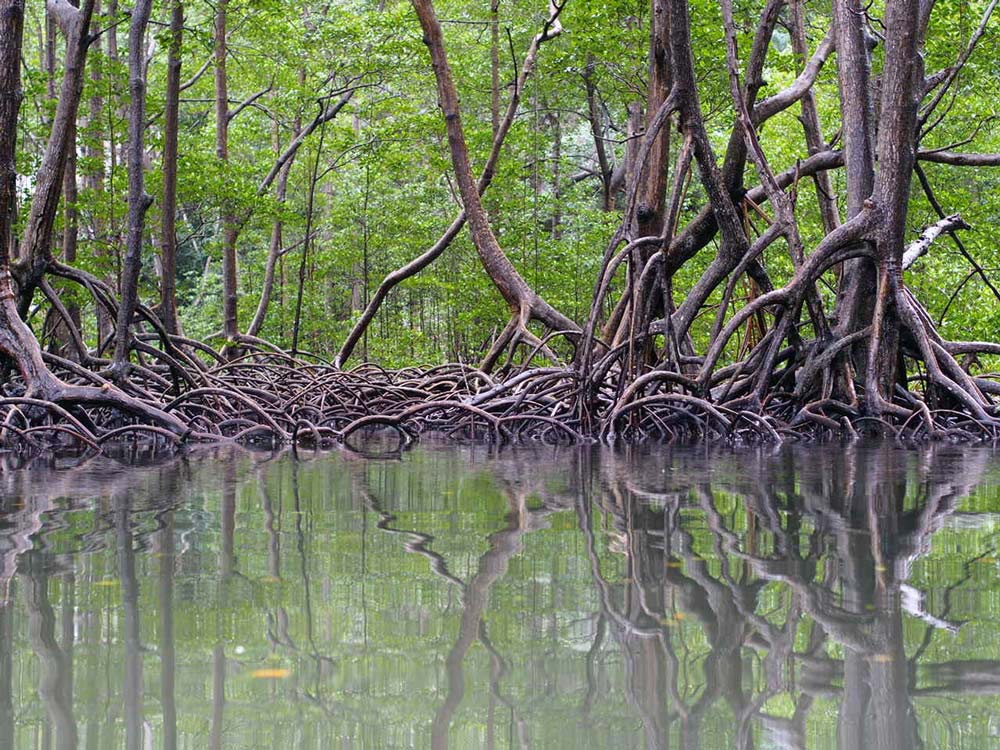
[0,443,997,748]
[568,443,992,749]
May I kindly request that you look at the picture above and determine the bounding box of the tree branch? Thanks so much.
[902,213,970,270]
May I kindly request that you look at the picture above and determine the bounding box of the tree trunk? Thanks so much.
[291,120,326,354]
[411,0,577,337]
[246,128,294,339]
[86,0,112,343]
[862,0,922,405]
[490,0,500,138]
[637,0,671,240]
[17,0,95,311]
[0,0,55,391]
[159,0,183,336]
[111,0,153,373]
[216,0,239,351]
[790,0,839,236]
[0,0,24,273]
[832,0,878,374]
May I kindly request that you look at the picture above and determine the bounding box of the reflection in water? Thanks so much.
[0,443,998,748]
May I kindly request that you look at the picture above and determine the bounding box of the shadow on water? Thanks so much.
[0,441,998,748]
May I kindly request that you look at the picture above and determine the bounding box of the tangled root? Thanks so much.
[3,329,999,461]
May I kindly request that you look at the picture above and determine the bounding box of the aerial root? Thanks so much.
[2,325,999,459]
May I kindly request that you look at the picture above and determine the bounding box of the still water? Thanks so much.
[0,441,999,749]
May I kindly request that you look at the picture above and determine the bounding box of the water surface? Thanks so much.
[1,441,999,749]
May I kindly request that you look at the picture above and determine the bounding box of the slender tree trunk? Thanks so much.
[61,120,79,322]
[490,0,500,138]
[291,121,327,354]
[411,0,577,337]
[86,0,112,343]
[111,0,153,373]
[159,0,183,336]
[335,9,563,367]
[45,6,57,102]
[17,0,95,313]
[790,0,839,236]
[583,56,613,211]
[215,0,239,351]
[246,105,297,339]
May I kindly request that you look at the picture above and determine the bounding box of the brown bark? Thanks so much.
[111,0,154,373]
[863,0,945,414]
[86,0,111,343]
[790,0,839,235]
[0,0,23,273]
[411,0,577,339]
[17,0,95,309]
[159,0,183,336]
[335,2,572,368]
[832,0,878,371]
[216,0,239,349]
[664,0,749,342]
[490,0,500,137]
[291,118,326,354]
[246,129,294,339]
[0,0,59,392]
[637,0,671,240]
[583,56,613,211]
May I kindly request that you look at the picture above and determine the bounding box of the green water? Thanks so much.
[1,441,999,749]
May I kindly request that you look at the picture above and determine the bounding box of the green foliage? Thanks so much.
[13,0,1000,366]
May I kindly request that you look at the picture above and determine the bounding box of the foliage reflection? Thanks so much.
[0,442,998,748]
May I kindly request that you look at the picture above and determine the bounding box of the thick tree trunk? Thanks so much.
[862,0,921,406]
[0,0,24,272]
[637,0,671,240]
[0,0,56,391]
[832,0,878,371]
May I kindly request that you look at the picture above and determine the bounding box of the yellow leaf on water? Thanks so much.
[94,579,120,587]
[674,612,687,621]
[251,668,291,679]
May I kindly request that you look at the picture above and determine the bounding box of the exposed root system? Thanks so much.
[3,332,999,460]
